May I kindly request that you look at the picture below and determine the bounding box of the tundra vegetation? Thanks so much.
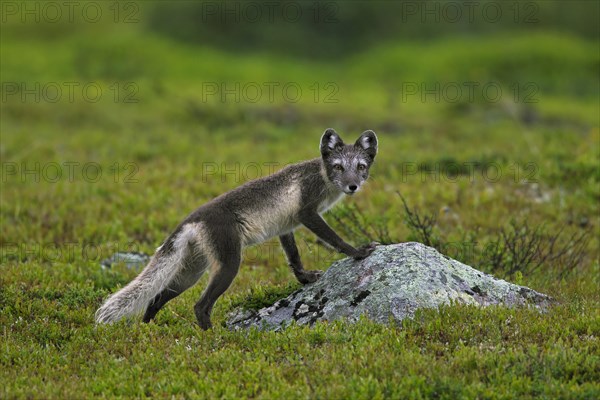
[1,1,598,398]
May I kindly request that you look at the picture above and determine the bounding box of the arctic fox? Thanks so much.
[96,129,378,329]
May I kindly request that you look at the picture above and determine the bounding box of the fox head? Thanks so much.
[320,128,378,195]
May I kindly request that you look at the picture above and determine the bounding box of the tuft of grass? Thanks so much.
[227,282,302,312]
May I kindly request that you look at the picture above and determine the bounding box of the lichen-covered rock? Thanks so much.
[226,242,552,331]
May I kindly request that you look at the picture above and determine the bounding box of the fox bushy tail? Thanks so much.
[95,225,199,324]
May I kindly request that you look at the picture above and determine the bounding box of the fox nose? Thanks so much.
[348,184,358,192]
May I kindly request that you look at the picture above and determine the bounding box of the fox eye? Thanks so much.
[333,164,344,171]
[357,164,366,171]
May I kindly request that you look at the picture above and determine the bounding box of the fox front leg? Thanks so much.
[279,232,322,284]
[298,211,377,260]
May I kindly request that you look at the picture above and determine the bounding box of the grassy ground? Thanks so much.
[1,9,599,399]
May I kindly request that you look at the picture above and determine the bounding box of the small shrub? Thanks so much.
[483,220,592,278]
[330,204,394,245]
[397,192,440,247]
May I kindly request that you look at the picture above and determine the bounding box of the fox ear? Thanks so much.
[355,130,378,160]
[320,128,344,157]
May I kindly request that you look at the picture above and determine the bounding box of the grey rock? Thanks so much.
[226,242,552,331]
[100,252,150,270]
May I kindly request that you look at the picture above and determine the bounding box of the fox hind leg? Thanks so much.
[194,237,241,330]
[143,284,185,323]
[143,243,209,323]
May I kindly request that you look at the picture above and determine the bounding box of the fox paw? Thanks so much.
[296,270,323,284]
[353,242,379,260]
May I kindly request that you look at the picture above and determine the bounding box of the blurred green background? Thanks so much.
[2,0,598,249]
[1,1,599,398]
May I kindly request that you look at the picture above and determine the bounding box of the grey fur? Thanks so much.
[95,129,378,329]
